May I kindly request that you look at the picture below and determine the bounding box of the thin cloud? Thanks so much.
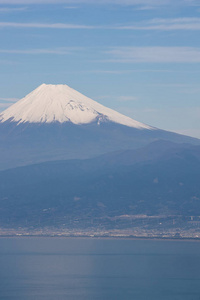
[178,87,200,94]
[149,83,200,87]
[95,95,139,102]
[87,70,131,74]
[0,97,19,102]
[0,47,82,55]
[64,6,78,9]
[88,69,180,74]
[0,22,95,29]
[134,5,156,10]
[0,0,169,5]
[0,98,18,111]
[0,59,16,64]
[0,0,198,7]
[1,18,200,31]
[115,18,200,31]
[2,46,200,63]
[106,47,200,63]
[0,103,12,110]
[0,6,27,12]
[117,96,138,101]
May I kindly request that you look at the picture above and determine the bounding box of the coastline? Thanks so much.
[0,234,200,242]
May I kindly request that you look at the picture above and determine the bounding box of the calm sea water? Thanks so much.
[0,237,200,300]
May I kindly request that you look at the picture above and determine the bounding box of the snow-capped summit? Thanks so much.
[0,83,151,129]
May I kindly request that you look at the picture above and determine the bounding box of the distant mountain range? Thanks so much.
[0,140,200,227]
[0,84,200,231]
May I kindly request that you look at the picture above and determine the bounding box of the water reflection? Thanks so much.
[0,238,200,300]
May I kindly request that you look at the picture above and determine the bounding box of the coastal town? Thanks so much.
[1,215,200,239]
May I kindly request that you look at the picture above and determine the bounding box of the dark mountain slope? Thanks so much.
[0,121,199,171]
[0,141,200,227]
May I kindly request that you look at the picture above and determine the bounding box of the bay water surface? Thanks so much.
[0,237,200,300]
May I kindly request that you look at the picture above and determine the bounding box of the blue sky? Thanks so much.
[0,0,200,138]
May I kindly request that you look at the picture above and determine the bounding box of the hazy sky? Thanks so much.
[0,0,200,138]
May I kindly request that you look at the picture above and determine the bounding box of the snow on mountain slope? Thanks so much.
[0,84,152,129]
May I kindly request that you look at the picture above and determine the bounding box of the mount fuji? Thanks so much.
[0,83,151,129]
[0,83,199,170]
